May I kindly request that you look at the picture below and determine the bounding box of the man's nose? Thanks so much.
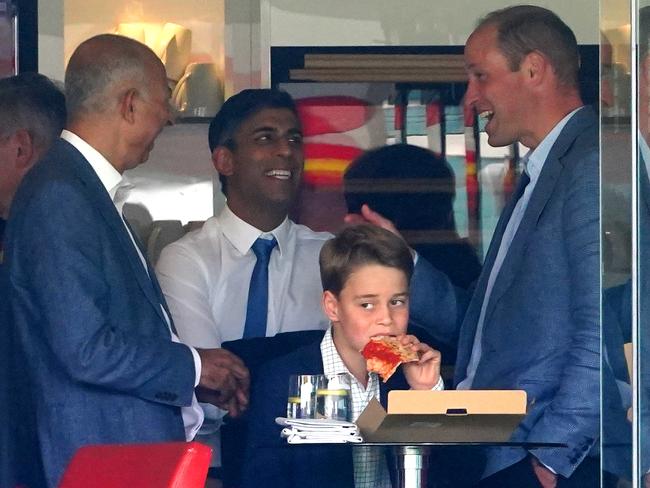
[276,138,294,157]
[463,80,479,112]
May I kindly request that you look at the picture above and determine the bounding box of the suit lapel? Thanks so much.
[481,108,596,334]
[123,217,177,334]
[454,108,596,383]
[454,174,527,381]
[61,141,171,330]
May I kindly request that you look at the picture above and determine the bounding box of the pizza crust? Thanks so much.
[361,335,419,382]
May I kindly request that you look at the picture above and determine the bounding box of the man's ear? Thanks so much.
[13,129,36,171]
[322,290,340,323]
[118,88,138,124]
[212,146,234,176]
[521,50,548,86]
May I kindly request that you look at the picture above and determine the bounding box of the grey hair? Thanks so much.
[0,72,66,150]
[65,34,158,120]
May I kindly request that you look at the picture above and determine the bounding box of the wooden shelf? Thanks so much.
[289,53,467,83]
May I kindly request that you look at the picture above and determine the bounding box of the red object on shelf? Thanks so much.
[295,96,371,136]
[425,98,443,157]
[463,102,481,252]
[58,441,212,488]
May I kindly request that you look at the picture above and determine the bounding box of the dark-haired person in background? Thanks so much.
[343,143,481,290]
[0,72,66,488]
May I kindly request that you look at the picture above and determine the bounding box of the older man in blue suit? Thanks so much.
[352,6,599,487]
[5,35,250,487]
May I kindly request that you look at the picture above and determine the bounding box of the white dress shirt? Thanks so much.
[156,204,332,346]
[61,130,204,441]
[320,327,444,487]
[457,107,582,391]
[156,203,331,463]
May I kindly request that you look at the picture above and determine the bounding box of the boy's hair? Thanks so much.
[319,224,414,296]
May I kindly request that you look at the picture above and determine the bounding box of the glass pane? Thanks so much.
[602,0,633,486]
[639,3,650,485]
[600,0,632,487]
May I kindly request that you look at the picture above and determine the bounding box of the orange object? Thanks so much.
[59,441,212,488]
[303,143,363,187]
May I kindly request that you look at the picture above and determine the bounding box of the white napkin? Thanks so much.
[275,417,363,444]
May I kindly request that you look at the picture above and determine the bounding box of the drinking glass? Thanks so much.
[316,373,352,421]
[286,374,327,419]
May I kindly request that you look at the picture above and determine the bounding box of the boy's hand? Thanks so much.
[399,334,442,390]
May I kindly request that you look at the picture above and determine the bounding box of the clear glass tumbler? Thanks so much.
[287,374,327,419]
[316,373,352,421]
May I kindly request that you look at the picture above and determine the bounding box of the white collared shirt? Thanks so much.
[320,327,391,488]
[156,204,332,346]
[156,203,331,464]
[320,327,444,487]
[61,130,204,441]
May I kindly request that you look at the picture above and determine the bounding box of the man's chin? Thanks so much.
[486,133,514,149]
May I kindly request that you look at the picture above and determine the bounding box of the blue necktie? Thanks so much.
[243,237,277,338]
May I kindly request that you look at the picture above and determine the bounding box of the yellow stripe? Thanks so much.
[304,158,350,173]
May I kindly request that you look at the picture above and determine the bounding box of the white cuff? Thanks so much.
[431,376,444,391]
[169,331,202,387]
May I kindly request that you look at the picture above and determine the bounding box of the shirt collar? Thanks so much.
[320,327,351,377]
[218,203,291,256]
[61,129,124,202]
[523,106,582,184]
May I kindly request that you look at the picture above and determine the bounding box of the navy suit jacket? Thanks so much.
[639,157,650,474]
[0,255,18,488]
[601,284,632,481]
[241,340,409,488]
[410,107,600,479]
[6,139,197,487]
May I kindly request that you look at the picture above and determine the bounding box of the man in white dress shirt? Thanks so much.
[5,34,249,487]
[157,89,331,346]
[156,89,332,476]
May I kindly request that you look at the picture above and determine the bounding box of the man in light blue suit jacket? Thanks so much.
[5,35,249,487]
[352,6,599,487]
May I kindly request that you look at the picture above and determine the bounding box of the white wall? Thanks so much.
[265,0,600,47]
[38,0,64,81]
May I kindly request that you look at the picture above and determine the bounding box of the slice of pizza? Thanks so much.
[360,335,419,382]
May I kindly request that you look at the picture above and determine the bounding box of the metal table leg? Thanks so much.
[393,445,431,488]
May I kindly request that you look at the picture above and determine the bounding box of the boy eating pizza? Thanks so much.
[241,224,443,488]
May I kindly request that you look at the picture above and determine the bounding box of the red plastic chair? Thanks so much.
[59,441,212,488]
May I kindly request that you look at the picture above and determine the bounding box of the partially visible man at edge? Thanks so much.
[350,6,599,487]
[5,34,249,487]
[0,72,66,488]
